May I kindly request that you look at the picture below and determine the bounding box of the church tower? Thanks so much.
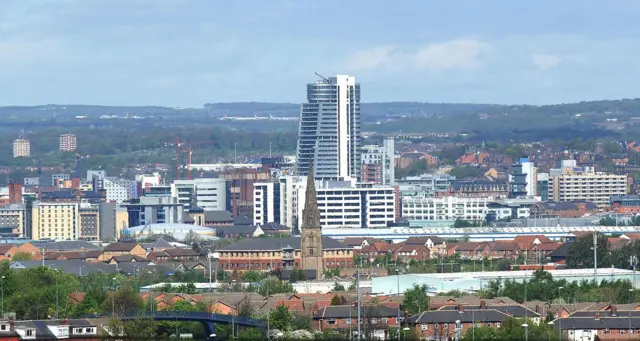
[300,165,324,279]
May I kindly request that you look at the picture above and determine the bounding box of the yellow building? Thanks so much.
[115,208,129,240]
[32,202,79,240]
[0,204,26,237]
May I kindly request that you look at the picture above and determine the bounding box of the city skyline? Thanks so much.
[2,1,640,106]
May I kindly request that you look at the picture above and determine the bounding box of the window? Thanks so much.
[381,318,388,324]
[421,324,428,330]
[370,318,377,324]
[26,329,35,337]
[345,318,351,325]
[74,328,83,334]
[0,325,6,331]
[326,318,336,325]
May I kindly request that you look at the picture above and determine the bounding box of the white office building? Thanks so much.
[171,178,227,211]
[253,182,280,226]
[254,176,396,229]
[548,166,627,208]
[361,137,395,185]
[296,74,361,181]
[103,177,138,203]
[521,158,537,197]
[402,196,490,222]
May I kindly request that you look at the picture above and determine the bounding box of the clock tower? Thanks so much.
[300,165,324,279]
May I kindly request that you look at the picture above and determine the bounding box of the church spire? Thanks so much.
[302,164,321,228]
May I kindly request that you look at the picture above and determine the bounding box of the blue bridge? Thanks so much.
[122,311,266,339]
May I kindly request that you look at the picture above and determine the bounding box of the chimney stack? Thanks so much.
[611,306,618,317]
[480,300,487,310]
[595,312,600,320]
[457,304,464,312]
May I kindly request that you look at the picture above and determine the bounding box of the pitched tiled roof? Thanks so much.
[410,309,508,323]
[314,305,397,318]
[204,210,233,222]
[164,248,199,257]
[455,242,486,251]
[104,242,139,252]
[405,236,444,246]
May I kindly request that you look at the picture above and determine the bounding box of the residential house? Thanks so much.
[0,245,16,261]
[409,306,510,340]
[438,301,541,324]
[45,251,102,263]
[313,305,400,339]
[341,238,379,250]
[163,248,200,261]
[453,242,488,259]
[359,242,400,260]
[394,245,430,262]
[486,241,521,260]
[429,296,519,310]
[456,152,489,166]
[557,313,640,341]
[529,242,562,263]
[404,236,447,258]
[100,242,146,261]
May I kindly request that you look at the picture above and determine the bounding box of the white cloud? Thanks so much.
[344,45,396,71]
[531,53,576,70]
[410,39,486,72]
[344,39,487,72]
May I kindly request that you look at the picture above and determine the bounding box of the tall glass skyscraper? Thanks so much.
[296,74,361,181]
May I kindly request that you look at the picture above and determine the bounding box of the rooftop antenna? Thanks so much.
[314,72,330,83]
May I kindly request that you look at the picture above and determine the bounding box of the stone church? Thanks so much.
[300,166,324,279]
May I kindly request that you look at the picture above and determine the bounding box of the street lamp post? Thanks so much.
[558,286,564,341]
[522,323,528,341]
[1,275,5,318]
[395,268,402,339]
[55,269,59,319]
[547,321,554,341]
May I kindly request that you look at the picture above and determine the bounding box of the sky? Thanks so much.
[1,0,640,106]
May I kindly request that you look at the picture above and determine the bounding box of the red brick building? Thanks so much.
[217,236,352,272]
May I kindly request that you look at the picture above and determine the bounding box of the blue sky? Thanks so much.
[1,0,640,106]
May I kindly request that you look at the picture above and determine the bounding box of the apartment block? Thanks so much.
[548,166,627,208]
[59,133,77,152]
[0,204,27,237]
[402,196,490,222]
[360,137,395,185]
[171,178,227,211]
[253,182,281,226]
[13,139,30,158]
[396,173,455,198]
[255,176,397,229]
[79,204,100,240]
[102,177,138,203]
[32,201,79,240]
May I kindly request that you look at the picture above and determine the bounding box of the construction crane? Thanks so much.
[173,137,216,180]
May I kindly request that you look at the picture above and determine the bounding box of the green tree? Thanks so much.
[330,295,347,305]
[269,305,293,331]
[462,325,499,340]
[566,234,611,269]
[402,284,430,315]
[236,327,264,341]
[332,282,346,292]
[104,280,143,316]
[242,270,264,282]
[12,252,33,261]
